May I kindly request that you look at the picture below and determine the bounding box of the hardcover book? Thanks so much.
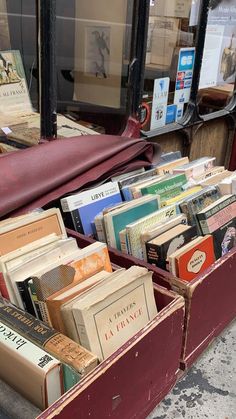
[61,182,122,236]
[146,224,198,270]
[63,266,157,361]
[126,205,178,260]
[0,301,98,383]
[197,195,236,235]
[103,195,161,250]
[169,235,215,281]
[0,320,62,410]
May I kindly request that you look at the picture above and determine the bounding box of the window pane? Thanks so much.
[142,0,195,132]
[198,0,236,115]
[56,0,134,135]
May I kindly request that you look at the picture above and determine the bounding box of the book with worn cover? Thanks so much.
[197,195,236,235]
[0,300,98,384]
[169,235,215,281]
[126,205,178,260]
[64,267,157,361]
[146,225,198,270]
[173,157,216,180]
[104,195,161,250]
[46,270,111,334]
[61,182,122,235]
[0,320,62,410]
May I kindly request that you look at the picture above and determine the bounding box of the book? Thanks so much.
[0,320,62,410]
[4,238,79,308]
[146,225,198,270]
[63,266,157,361]
[160,186,202,208]
[46,270,111,334]
[141,214,188,261]
[121,175,163,201]
[155,157,189,175]
[212,219,236,260]
[173,157,216,180]
[194,166,225,182]
[118,167,160,190]
[199,170,232,187]
[169,236,215,281]
[94,202,127,241]
[111,168,145,183]
[103,195,161,250]
[61,182,122,235]
[0,208,66,256]
[158,151,182,164]
[119,229,130,254]
[0,301,98,383]
[197,195,236,235]
[126,205,178,260]
[218,172,236,195]
[0,234,65,308]
[179,186,221,234]
[32,242,112,322]
[137,174,188,201]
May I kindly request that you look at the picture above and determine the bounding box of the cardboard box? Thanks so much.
[150,0,192,19]
[150,17,180,67]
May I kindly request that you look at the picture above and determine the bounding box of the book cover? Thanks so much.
[71,267,157,361]
[179,186,221,233]
[126,205,178,260]
[212,219,236,260]
[0,320,62,410]
[0,208,66,256]
[197,195,236,234]
[155,157,189,175]
[140,174,187,200]
[111,168,145,183]
[146,225,198,270]
[104,196,160,250]
[175,236,215,282]
[61,182,122,235]
[0,302,98,381]
[173,157,216,180]
[161,186,202,208]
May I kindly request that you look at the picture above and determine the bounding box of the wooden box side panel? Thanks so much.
[39,304,184,419]
[182,248,236,368]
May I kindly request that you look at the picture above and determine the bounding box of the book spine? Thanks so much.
[0,304,98,376]
[119,230,129,254]
[16,279,39,318]
[62,210,84,233]
[103,215,113,248]
[121,187,133,201]
[38,301,52,325]
[94,216,106,242]
[73,310,92,354]
[28,281,42,320]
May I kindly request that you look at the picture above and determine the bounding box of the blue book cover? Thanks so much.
[61,182,122,236]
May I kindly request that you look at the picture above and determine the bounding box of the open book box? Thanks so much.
[68,230,236,371]
[38,284,184,418]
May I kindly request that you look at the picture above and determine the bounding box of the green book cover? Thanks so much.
[140,174,187,199]
[63,364,81,392]
[108,197,160,250]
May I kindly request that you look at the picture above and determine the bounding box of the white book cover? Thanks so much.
[0,321,62,410]
[126,205,178,260]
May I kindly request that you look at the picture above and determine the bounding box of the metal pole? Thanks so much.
[39,0,57,139]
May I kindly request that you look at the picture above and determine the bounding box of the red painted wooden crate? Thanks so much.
[39,285,184,419]
[68,230,236,370]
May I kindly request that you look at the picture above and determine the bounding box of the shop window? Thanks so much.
[198,0,236,115]
[55,0,134,135]
[141,0,195,133]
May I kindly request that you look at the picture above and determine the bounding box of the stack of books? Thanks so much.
[0,208,157,410]
[61,153,236,282]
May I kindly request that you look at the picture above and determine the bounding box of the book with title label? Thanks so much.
[197,195,236,235]
[137,173,188,201]
[0,320,63,410]
[62,267,157,361]
[61,182,122,235]
[168,235,215,280]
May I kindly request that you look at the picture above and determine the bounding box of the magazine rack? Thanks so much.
[39,285,184,419]
[68,230,236,370]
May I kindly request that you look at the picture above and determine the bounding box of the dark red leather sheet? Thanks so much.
[0,135,160,218]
